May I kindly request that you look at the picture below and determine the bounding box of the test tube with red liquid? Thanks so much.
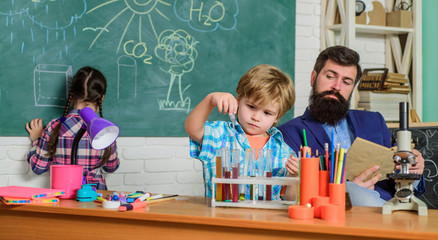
[265,149,273,201]
[231,149,240,202]
[222,148,231,202]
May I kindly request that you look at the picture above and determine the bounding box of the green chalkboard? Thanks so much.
[0,0,295,136]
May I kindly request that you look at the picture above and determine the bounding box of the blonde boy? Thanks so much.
[185,64,296,198]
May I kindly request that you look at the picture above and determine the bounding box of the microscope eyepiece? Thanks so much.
[399,102,409,130]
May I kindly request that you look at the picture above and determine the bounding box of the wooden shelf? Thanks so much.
[321,0,422,120]
[328,24,413,35]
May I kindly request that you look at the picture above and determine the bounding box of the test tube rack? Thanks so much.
[211,176,299,209]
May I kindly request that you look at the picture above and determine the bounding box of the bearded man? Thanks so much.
[278,46,425,206]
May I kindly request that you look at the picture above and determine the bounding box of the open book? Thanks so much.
[346,137,396,182]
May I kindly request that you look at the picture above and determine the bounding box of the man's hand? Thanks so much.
[395,149,425,175]
[25,118,43,141]
[410,149,425,175]
[350,165,381,190]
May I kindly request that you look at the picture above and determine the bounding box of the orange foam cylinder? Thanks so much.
[300,157,319,206]
[329,183,345,207]
[319,170,329,197]
[320,204,345,221]
[311,196,329,218]
[288,205,314,220]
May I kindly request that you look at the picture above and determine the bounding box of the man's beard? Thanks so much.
[309,89,350,126]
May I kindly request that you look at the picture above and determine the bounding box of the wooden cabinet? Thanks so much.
[321,0,422,120]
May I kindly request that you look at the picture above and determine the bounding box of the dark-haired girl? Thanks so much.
[26,66,119,190]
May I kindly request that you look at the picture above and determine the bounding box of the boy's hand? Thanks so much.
[184,92,237,143]
[25,118,43,141]
[286,156,300,176]
[209,92,238,115]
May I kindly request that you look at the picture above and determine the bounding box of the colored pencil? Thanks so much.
[319,155,324,170]
[336,148,345,184]
[333,143,341,183]
[330,131,335,183]
[303,129,308,147]
[324,143,329,173]
[341,152,347,183]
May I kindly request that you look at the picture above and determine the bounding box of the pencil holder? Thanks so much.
[319,170,329,197]
[288,205,314,220]
[51,165,83,199]
[329,183,345,206]
[311,196,329,218]
[300,157,319,206]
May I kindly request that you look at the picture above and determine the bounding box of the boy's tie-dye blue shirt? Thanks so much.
[189,120,295,199]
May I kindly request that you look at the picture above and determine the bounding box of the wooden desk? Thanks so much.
[1,196,437,240]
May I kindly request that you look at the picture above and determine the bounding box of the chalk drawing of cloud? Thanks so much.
[174,0,238,33]
[25,0,87,30]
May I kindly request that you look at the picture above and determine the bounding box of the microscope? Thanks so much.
[382,102,427,216]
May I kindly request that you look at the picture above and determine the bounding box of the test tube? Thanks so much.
[215,150,222,201]
[249,149,256,200]
[222,148,231,202]
[240,149,251,200]
[221,148,227,200]
[265,149,273,201]
[231,149,240,202]
[257,149,265,201]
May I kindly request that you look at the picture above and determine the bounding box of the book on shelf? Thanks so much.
[383,82,402,87]
[382,71,411,93]
[387,72,407,79]
[358,102,400,110]
[385,72,409,84]
[380,88,411,94]
[358,90,409,102]
[358,91,405,121]
[379,112,399,121]
[358,101,400,121]
[385,78,408,84]
[358,69,410,91]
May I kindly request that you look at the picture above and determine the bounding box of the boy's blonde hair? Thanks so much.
[236,64,295,122]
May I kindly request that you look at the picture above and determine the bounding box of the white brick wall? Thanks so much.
[0,0,386,196]
[0,136,204,196]
[294,0,322,116]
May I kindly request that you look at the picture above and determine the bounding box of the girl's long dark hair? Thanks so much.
[48,66,111,169]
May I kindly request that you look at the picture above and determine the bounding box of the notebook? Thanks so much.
[0,185,64,199]
[0,196,59,205]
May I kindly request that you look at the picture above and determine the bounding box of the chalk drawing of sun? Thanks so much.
[85,0,171,64]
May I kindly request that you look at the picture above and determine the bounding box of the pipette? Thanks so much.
[230,114,238,150]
